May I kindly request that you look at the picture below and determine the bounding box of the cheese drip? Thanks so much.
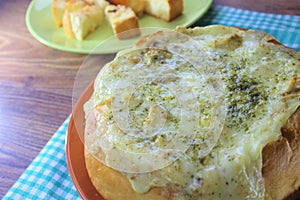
[85,26,300,200]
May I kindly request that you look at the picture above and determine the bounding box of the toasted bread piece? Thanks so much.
[84,146,168,200]
[63,0,107,40]
[52,0,66,27]
[105,4,140,40]
[95,0,110,8]
[144,0,183,22]
[263,106,300,200]
[108,0,146,15]
[84,25,300,200]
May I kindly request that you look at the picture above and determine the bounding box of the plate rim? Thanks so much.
[66,81,105,200]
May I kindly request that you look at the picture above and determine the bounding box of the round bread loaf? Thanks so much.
[83,25,300,200]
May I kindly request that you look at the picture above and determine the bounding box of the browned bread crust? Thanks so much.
[107,0,146,14]
[85,152,171,200]
[144,0,183,22]
[62,3,75,39]
[263,106,300,200]
[105,5,140,40]
[52,0,66,27]
[84,106,170,199]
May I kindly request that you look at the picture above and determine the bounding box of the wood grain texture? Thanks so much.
[0,0,298,198]
[0,0,85,196]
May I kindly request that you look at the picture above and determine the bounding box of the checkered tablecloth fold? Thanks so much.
[3,117,81,200]
[3,5,300,200]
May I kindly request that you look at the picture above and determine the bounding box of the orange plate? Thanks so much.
[66,82,300,200]
[66,81,105,200]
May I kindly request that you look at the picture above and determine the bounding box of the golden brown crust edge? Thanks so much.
[263,106,300,200]
[144,0,183,22]
[62,4,75,39]
[84,151,172,200]
[84,26,300,200]
[52,0,65,27]
[83,106,172,200]
[167,0,183,22]
[113,17,140,40]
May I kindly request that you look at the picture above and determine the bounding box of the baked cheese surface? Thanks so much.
[84,25,300,199]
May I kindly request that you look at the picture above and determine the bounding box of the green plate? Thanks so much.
[26,0,212,54]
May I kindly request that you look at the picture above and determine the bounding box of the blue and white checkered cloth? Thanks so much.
[3,117,80,200]
[195,6,300,51]
[3,5,300,200]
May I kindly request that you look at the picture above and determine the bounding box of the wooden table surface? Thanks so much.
[0,0,299,197]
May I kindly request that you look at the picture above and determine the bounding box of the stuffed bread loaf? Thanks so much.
[83,25,300,200]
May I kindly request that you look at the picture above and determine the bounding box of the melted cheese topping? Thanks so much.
[84,26,300,199]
